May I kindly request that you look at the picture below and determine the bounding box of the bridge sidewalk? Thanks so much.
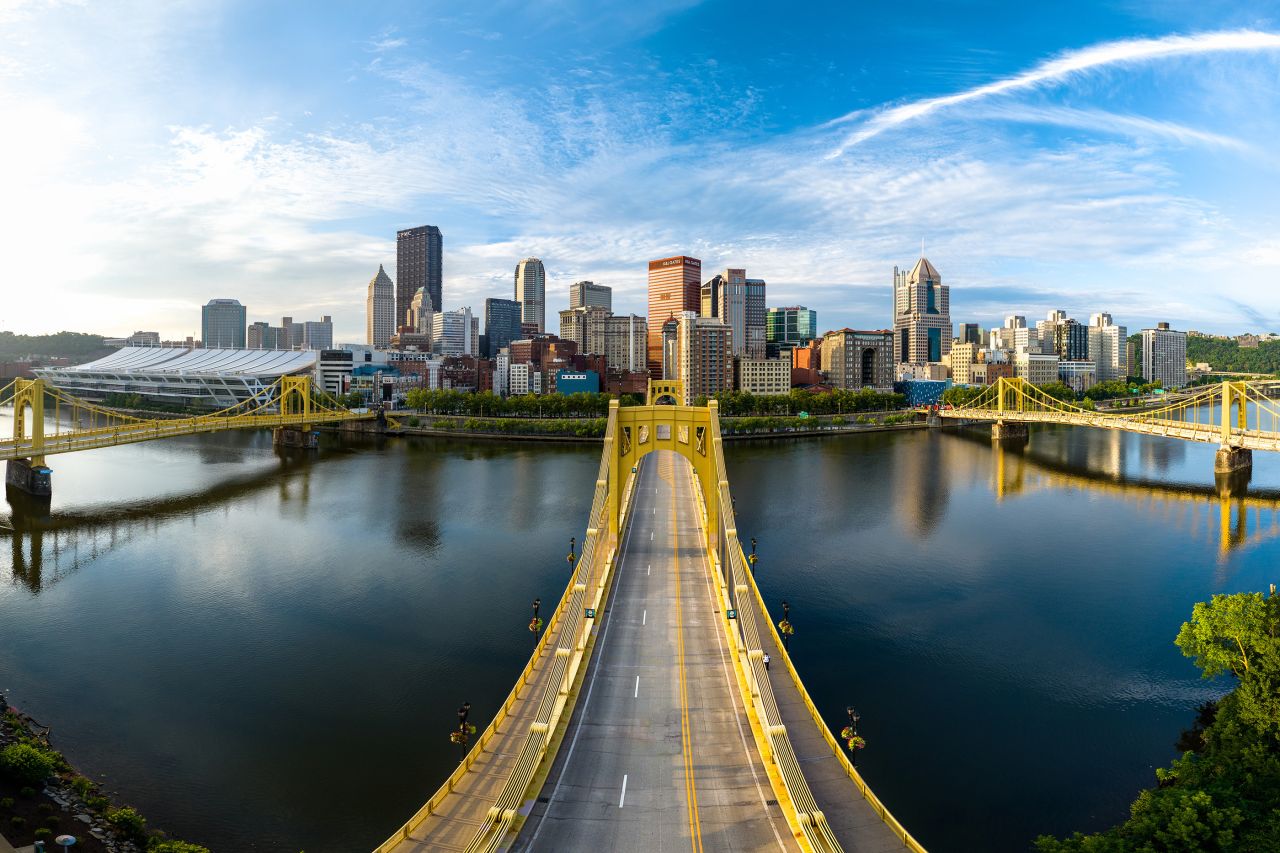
[743,593,907,852]
[384,543,611,852]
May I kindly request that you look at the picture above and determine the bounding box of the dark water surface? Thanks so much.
[2,422,1277,852]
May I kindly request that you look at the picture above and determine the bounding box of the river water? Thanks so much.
[1,420,1277,852]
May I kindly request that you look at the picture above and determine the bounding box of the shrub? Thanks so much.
[10,815,26,828]
[148,840,213,853]
[70,776,94,797]
[45,815,59,827]
[407,416,420,427]
[1,743,55,786]
[86,794,110,812]
[107,806,147,841]
[35,827,53,840]
[37,802,53,813]
[0,796,12,809]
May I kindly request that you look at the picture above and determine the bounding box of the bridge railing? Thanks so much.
[372,404,632,853]
[703,406,926,853]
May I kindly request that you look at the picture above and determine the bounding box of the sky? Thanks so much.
[2,0,1280,343]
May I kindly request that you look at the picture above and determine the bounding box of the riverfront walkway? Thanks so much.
[515,452,796,851]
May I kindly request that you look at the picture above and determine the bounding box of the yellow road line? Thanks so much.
[669,455,704,853]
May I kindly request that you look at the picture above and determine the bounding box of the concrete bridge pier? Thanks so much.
[992,421,1028,441]
[5,458,52,500]
[273,426,319,449]
[1214,446,1252,475]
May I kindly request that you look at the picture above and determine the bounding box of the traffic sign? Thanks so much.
[584,608,596,619]
[726,609,737,619]
[798,411,809,419]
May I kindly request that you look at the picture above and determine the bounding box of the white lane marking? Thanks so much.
[683,463,789,851]
[653,506,656,515]
[528,469,637,846]
[642,609,647,626]
[634,675,639,697]
[619,774,628,808]
[650,531,654,540]
[647,565,651,576]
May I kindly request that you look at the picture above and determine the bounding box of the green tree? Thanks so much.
[0,743,54,786]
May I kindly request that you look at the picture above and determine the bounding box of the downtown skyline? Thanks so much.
[3,2,1280,341]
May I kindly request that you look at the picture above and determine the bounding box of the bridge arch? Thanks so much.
[10,379,47,463]
[606,397,719,550]
[646,379,683,406]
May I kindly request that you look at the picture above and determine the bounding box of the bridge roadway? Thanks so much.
[515,451,795,851]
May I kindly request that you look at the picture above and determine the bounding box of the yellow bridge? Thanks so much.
[1,376,369,497]
[375,393,923,853]
[941,377,1280,475]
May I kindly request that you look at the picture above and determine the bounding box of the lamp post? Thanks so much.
[778,600,793,650]
[842,706,864,766]
[530,597,543,641]
[567,537,577,571]
[451,701,475,749]
[749,537,758,571]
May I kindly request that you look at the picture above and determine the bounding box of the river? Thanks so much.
[1,420,1276,851]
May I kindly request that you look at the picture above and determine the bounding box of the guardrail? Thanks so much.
[705,406,927,853]
[372,406,636,853]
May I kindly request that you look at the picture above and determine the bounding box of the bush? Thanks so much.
[148,840,213,853]
[37,802,53,813]
[70,776,94,797]
[85,794,109,812]
[35,827,53,840]
[18,786,36,797]
[0,796,12,809]
[1,742,55,786]
[107,806,147,841]
[407,416,420,427]
[10,815,26,828]
[44,814,59,828]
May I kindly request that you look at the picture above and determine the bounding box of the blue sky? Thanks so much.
[2,0,1280,342]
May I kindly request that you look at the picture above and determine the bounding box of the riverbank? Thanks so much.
[0,696,205,853]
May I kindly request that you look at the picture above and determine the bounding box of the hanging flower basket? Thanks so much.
[778,619,794,636]
[450,723,477,744]
[529,617,544,633]
[842,733,866,751]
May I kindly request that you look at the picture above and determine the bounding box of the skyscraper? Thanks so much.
[484,298,523,358]
[958,323,982,346]
[766,307,818,347]
[1141,322,1187,389]
[434,307,480,357]
[568,281,611,312]
[892,255,951,366]
[201,299,246,349]
[678,313,734,405]
[302,316,333,350]
[366,264,395,348]
[603,314,648,374]
[515,258,546,334]
[409,288,432,334]
[1088,313,1128,382]
[397,225,443,319]
[648,255,701,378]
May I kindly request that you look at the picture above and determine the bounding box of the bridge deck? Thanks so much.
[516,451,797,851]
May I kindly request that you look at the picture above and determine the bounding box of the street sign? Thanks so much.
[726,609,737,619]
[797,411,809,419]
[584,608,596,619]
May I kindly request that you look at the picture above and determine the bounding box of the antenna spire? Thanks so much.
[921,237,925,258]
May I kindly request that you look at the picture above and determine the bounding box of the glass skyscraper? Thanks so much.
[201,299,246,349]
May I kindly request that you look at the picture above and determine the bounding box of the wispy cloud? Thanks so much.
[827,29,1280,155]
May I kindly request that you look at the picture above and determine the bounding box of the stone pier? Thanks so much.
[5,457,52,499]
[1214,446,1252,474]
[273,426,319,449]
[991,421,1028,441]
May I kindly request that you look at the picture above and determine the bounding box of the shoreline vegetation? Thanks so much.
[0,695,209,852]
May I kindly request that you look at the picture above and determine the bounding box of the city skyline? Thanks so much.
[4,4,1280,341]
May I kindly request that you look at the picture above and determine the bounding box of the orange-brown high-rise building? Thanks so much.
[647,255,701,378]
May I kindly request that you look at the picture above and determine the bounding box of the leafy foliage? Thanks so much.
[1186,337,1280,375]
[1034,587,1280,852]
[0,330,109,362]
[0,742,55,786]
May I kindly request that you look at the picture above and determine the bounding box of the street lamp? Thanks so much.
[450,701,475,748]
[778,600,794,650]
[529,597,544,640]
[567,537,577,571]
[841,706,865,766]
[749,537,758,571]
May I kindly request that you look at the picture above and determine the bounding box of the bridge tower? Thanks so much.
[606,383,720,552]
[274,376,319,449]
[5,378,53,499]
[991,377,1028,442]
[1215,380,1252,475]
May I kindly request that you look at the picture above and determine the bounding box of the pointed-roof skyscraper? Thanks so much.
[893,254,950,367]
[367,263,395,348]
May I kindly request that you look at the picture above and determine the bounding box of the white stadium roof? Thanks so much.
[37,346,319,408]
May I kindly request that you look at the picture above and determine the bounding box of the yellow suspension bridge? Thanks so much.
[1,376,371,497]
[941,376,1280,475]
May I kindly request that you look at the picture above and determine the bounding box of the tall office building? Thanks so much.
[819,329,895,390]
[700,269,766,359]
[484,298,523,358]
[766,306,818,347]
[302,316,333,350]
[568,280,612,312]
[958,323,982,346]
[397,225,443,319]
[408,288,432,334]
[892,256,951,365]
[366,264,395,348]
[678,313,734,405]
[700,274,721,319]
[514,258,547,334]
[1088,313,1128,382]
[1141,322,1187,389]
[558,305,610,355]
[247,322,284,350]
[647,255,702,378]
[201,299,246,349]
[603,314,648,374]
[433,307,479,357]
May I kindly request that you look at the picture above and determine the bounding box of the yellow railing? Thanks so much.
[372,406,637,853]
[705,405,927,852]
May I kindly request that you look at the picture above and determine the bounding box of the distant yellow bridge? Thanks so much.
[942,377,1280,474]
[1,376,370,497]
